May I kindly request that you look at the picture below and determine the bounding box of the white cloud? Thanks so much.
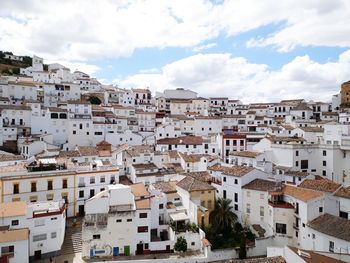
[120,51,350,103]
[138,68,160,74]
[1,0,350,61]
[192,43,217,52]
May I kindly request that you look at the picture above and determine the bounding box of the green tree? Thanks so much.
[239,235,247,259]
[210,198,237,234]
[174,236,187,253]
[12,67,20,75]
[89,96,101,105]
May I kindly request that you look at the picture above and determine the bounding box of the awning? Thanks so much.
[169,212,189,222]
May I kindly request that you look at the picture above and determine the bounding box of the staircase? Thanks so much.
[61,223,82,255]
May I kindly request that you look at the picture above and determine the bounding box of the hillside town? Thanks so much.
[0,54,349,263]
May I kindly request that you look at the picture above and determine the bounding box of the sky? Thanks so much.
[1,0,350,103]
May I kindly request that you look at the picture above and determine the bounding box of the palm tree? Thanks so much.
[210,198,238,234]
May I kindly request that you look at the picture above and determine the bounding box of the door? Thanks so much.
[124,246,130,256]
[136,243,143,255]
[90,189,95,198]
[79,205,85,216]
[90,248,94,258]
[34,250,41,260]
[113,247,119,256]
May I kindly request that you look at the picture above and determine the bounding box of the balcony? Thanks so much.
[211,177,222,185]
[268,200,294,209]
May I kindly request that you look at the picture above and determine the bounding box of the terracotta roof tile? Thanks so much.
[230,151,261,158]
[243,179,277,192]
[157,136,203,145]
[308,213,350,242]
[335,186,350,199]
[152,181,178,193]
[283,185,323,202]
[184,171,211,182]
[299,178,341,193]
[208,164,254,177]
[177,176,215,192]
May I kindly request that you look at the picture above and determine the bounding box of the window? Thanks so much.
[51,232,57,239]
[62,179,68,189]
[35,219,45,227]
[234,179,238,184]
[137,226,148,233]
[13,183,19,194]
[312,233,315,239]
[94,132,103,135]
[300,160,308,169]
[246,204,251,214]
[73,130,76,135]
[226,140,230,146]
[47,180,53,190]
[1,246,14,256]
[11,220,19,226]
[234,193,238,202]
[201,200,205,207]
[319,207,323,213]
[51,217,57,221]
[31,182,37,192]
[90,176,95,184]
[295,161,299,167]
[234,204,238,211]
[116,219,122,223]
[139,213,148,218]
[329,241,334,253]
[33,234,47,242]
[340,211,348,219]
[322,170,327,176]
[127,219,132,222]
[159,204,164,209]
[93,234,101,239]
[323,161,326,166]
[276,223,286,234]
[79,190,84,198]
[260,206,264,217]
[323,150,327,156]
[100,176,105,183]
[223,177,226,182]
[296,150,299,156]
[223,190,227,199]
[208,200,212,209]
[46,194,54,201]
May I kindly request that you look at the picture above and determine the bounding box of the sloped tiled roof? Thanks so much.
[283,185,323,202]
[243,179,277,192]
[335,186,350,199]
[308,213,350,242]
[208,164,254,177]
[184,171,211,182]
[299,178,341,193]
[230,151,261,158]
[152,181,178,193]
[177,176,215,192]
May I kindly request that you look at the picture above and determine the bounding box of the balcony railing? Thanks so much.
[268,200,294,209]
